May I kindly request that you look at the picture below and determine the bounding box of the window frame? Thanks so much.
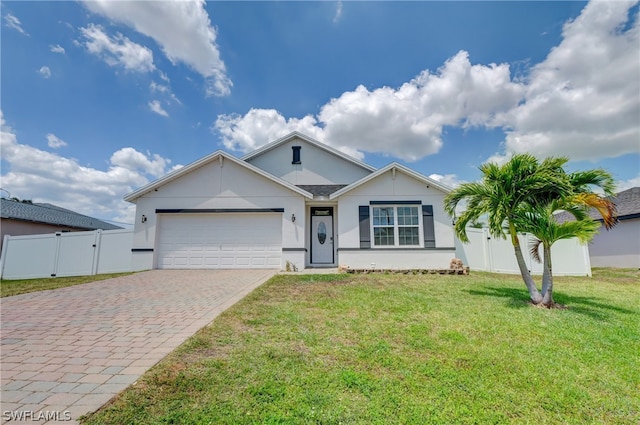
[370,204,423,248]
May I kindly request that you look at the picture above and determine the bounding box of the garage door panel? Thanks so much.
[157,214,282,269]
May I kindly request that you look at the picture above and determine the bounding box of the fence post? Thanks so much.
[482,228,490,272]
[583,243,592,277]
[0,234,10,279]
[51,232,63,277]
[91,230,102,276]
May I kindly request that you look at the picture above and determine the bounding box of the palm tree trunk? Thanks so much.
[541,244,554,307]
[510,225,542,304]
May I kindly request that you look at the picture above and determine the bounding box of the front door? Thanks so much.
[311,208,334,264]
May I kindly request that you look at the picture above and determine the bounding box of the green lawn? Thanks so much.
[0,273,133,297]
[82,269,639,424]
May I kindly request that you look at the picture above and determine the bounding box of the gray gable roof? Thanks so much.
[611,187,640,218]
[296,185,349,197]
[0,199,122,230]
[555,187,640,223]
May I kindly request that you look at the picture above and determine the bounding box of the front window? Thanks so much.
[372,205,421,247]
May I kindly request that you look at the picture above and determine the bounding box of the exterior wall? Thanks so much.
[588,219,640,268]
[245,137,371,185]
[130,157,307,271]
[335,170,455,269]
[283,250,306,271]
[339,250,456,270]
[0,219,86,253]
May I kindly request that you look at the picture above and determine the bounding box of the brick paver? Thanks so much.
[1,269,275,424]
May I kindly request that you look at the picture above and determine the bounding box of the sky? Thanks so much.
[1,0,639,227]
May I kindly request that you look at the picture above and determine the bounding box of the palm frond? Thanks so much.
[549,219,601,244]
[572,193,618,230]
[529,237,543,263]
[569,169,616,197]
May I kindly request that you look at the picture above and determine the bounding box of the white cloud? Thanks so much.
[214,0,638,166]
[38,66,52,79]
[150,81,181,105]
[82,0,232,96]
[150,81,168,94]
[334,1,343,23]
[319,52,524,161]
[215,108,322,152]
[615,176,640,192]
[214,51,523,161]
[80,24,155,73]
[1,110,172,224]
[110,147,169,178]
[428,173,465,189]
[46,133,67,148]
[50,44,66,54]
[4,13,28,35]
[213,108,366,157]
[148,100,169,117]
[493,0,640,161]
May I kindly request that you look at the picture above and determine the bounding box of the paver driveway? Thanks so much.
[0,269,276,424]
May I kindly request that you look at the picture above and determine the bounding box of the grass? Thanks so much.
[0,273,133,297]
[82,269,639,424]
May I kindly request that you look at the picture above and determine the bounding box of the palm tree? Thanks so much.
[515,171,617,306]
[444,154,571,304]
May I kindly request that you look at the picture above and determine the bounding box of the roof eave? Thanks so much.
[124,150,313,203]
[329,162,452,200]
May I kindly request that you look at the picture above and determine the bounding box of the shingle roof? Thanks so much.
[555,187,640,223]
[611,187,640,218]
[296,185,349,197]
[0,199,122,230]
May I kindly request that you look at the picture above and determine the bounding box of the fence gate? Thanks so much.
[0,229,133,280]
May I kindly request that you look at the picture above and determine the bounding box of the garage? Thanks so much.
[156,213,282,269]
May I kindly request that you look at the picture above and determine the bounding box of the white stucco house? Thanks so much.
[124,132,455,271]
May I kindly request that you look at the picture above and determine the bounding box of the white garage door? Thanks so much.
[156,213,282,269]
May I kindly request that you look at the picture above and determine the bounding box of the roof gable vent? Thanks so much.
[292,146,301,164]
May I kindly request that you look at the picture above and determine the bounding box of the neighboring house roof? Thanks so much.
[0,198,121,230]
[611,187,640,219]
[555,187,640,223]
[329,162,452,199]
[241,132,377,173]
[124,150,314,202]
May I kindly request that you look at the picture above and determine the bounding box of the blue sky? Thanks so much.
[1,0,639,226]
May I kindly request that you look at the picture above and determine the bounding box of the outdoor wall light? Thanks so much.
[291,213,296,222]
[141,214,147,223]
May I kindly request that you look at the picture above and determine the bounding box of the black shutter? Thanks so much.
[422,205,436,248]
[359,205,371,249]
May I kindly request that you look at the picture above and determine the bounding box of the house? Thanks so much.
[0,199,122,254]
[556,187,640,268]
[587,187,639,268]
[124,132,456,271]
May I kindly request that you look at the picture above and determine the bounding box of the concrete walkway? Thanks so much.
[0,269,275,424]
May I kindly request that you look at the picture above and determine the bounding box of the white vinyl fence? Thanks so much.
[455,227,592,276]
[0,229,133,280]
